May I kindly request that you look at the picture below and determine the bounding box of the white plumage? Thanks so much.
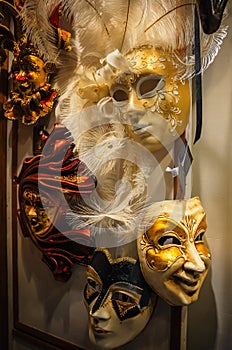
[21,0,227,76]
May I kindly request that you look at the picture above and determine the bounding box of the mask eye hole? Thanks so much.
[158,235,181,246]
[111,291,140,320]
[136,75,165,99]
[195,232,205,242]
[110,85,129,103]
[84,277,101,304]
[112,291,136,304]
[87,278,100,292]
[113,89,128,101]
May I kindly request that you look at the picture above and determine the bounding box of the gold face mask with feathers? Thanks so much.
[77,46,191,151]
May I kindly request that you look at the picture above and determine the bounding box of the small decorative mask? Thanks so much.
[84,249,154,349]
[4,35,58,125]
[137,197,211,306]
[17,124,96,281]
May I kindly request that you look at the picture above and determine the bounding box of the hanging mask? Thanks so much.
[137,197,211,306]
[108,47,191,152]
[3,35,58,125]
[84,249,154,349]
[17,124,96,281]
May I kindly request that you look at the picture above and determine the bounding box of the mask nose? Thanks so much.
[90,307,111,322]
[28,206,37,216]
[126,91,145,124]
[16,71,27,82]
[183,243,206,273]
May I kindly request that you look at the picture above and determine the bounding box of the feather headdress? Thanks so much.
[21,0,227,76]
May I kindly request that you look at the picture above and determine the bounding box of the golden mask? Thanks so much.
[4,52,58,125]
[110,47,191,152]
[77,47,191,152]
[22,189,56,236]
[12,55,48,94]
[137,197,211,306]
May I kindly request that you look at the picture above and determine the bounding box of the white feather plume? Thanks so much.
[61,0,197,68]
[66,172,148,246]
[200,25,228,74]
[21,0,227,78]
[21,0,61,63]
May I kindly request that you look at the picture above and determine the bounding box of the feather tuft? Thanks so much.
[21,0,61,63]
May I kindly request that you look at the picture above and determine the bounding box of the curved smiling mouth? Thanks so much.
[172,275,199,295]
[18,82,31,93]
[92,327,112,335]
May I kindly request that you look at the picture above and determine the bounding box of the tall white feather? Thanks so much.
[21,0,61,63]
[21,0,227,77]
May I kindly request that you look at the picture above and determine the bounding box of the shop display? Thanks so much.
[0,0,229,349]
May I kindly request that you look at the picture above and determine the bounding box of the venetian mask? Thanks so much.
[21,188,56,236]
[137,197,211,306]
[4,38,58,125]
[84,249,154,349]
[17,124,96,281]
[11,55,49,95]
[78,47,191,153]
[110,47,191,152]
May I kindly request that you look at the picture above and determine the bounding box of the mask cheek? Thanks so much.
[195,242,211,267]
[142,97,156,110]
[145,246,184,271]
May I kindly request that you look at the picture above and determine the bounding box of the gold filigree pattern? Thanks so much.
[126,46,167,74]
[54,175,87,184]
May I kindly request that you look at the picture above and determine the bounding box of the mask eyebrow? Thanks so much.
[86,265,102,287]
[110,281,143,296]
[146,217,187,242]
[193,215,207,238]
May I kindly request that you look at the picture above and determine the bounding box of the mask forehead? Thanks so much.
[126,47,178,76]
[146,197,207,244]
[143,197,205,224]
[181,196,207,233]
[85,250,151,316]
[89,250,135,285]
[21,55,44,70]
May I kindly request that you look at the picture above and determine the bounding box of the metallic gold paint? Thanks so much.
[138,197,211,306]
